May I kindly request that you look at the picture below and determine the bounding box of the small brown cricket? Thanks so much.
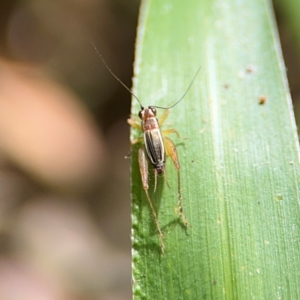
[128,106,188,254]
[93,43,199,254]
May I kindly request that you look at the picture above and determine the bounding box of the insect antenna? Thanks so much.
[92,43,144,109]
[152,66,201,110]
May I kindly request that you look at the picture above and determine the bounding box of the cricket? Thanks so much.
[93,44,199,254]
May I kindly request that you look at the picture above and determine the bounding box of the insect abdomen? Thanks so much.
[144,128,165,172]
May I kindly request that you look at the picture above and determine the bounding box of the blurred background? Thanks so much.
[0,0,299,299]
[0,0,139,299]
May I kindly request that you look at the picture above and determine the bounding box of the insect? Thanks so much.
[92,43,199,254]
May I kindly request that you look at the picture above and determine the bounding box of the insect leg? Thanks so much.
[158,109,169,126]
[128,119,143,145]
[138,146,165,254]
[162,128,180,138]
[164,136,189,227]
[127,118,142,130]
[131,137,143,145]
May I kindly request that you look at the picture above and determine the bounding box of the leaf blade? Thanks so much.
[131,0,300,299]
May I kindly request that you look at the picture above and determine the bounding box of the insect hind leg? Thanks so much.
[163,136,189,227]
[138,147,165,254]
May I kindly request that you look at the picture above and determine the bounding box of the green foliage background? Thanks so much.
[130,0,300,299]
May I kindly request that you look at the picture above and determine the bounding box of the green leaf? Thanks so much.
[130,0,300,299]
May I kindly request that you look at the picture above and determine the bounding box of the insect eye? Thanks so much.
[138,111,143,119]
[150,107,157,115]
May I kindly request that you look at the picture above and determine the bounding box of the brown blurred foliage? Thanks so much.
[0,0,139,299]
[276,3,300,125]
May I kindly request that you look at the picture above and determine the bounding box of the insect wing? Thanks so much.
[144,129,165,167]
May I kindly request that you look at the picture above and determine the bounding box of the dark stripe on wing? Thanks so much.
[145,130,164,166]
